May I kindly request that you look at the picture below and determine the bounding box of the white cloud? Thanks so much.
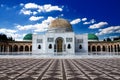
[24,3,39,9]
[70,18,81,25]
[16,24,35,30]
[34,16,55,32]
[43,4,62,12]
[13,33,27,41]
[89,22,108,29]
[0,28,29,41]
[0,28,20,39]
[20,10,32,15]
[0,28,17,34]
[15,39,23,41]
[83,19,95,25]
[82,18,87,21]
[29,16,44,21]
[16,16,55,32]
[20,3,63,15]
[33,11,37,15]
[83,22,91,25]
[96,26,120,36]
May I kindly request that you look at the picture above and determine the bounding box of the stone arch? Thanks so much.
[13,45,18,52]
[19,46,23,51]
[97,46,101,52]
[55,37,64,52]
[25,45,29,51]
[92,46,96,52]
[102,46,106,51]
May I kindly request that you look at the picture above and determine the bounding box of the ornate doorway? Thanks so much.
[56,37,63,52]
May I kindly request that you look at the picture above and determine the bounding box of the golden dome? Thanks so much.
[49,18,72,28]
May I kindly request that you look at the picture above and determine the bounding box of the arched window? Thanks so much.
[19,46,23,51]
[92,46,96,52]
[97,46,101,51]
[79,45,82,49]
[25,46,29,51]
[13,45,18,52]
[38,45,41,49]
[49,44,52,49]
[102,46,106,51]
[67,44,71,49]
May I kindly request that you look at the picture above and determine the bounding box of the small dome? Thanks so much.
[88,34,99,41]
[23,33,32,40]
[48,18,73,32]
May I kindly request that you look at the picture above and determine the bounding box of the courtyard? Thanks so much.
[0,57,120,80]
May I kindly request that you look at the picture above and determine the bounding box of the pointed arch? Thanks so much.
[19,46,23,51]
[25,45,29,51]
[55,37,64,52]
[97,46,101,52]
[92,46,96,52]
[13,45,18,52]
[102,46,106,51]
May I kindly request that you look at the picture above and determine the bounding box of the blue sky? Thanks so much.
[0,0,120,41]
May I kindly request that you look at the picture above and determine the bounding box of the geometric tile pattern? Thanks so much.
[0,58,120,80]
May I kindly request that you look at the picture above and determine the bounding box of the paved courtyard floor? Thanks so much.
[0,58,120,80]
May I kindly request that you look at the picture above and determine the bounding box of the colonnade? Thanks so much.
[0,41,32,54]
[0,41,120,55]
[88,41,120,55]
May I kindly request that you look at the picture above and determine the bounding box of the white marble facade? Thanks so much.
[32,18,88,55]
[32,32,88,55]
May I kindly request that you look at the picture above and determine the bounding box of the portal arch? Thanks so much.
[55,37,64,52]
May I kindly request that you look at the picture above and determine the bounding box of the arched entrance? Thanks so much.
[13,45,18,52]
[97,46,101,52]
[55,37,63,52]
[92,46,96,52]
